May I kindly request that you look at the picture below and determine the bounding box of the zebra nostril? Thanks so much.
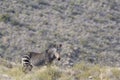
[58,57,61,61]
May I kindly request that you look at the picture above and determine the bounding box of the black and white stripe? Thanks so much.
[21,54,33,73]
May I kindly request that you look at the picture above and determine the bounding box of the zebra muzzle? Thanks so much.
[57,57,61,61]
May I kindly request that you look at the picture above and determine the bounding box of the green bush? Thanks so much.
[0,14,10,23]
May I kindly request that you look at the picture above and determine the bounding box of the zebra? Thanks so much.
[21,43,62,73]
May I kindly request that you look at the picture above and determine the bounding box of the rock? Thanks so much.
[0,74,14,80]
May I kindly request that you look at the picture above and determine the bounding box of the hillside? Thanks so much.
[0,0,120,71]
[0,0,120,80]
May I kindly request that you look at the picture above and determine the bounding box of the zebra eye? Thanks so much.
[59,44,62,48]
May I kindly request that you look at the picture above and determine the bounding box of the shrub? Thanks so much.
[0,14,10,23]
[73,62,101,80]
[33,67,61,80]
[111,68,120,79]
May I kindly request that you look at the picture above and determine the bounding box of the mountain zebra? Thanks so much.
[21,43,62,73]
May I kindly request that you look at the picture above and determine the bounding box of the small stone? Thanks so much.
[89,76,93,79]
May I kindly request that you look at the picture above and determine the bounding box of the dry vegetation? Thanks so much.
[0,0,120,80]
[0,59,120,80]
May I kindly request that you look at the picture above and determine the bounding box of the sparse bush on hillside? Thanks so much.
[0,1,120,80]
[33,67,61,80]
[72,62,101,80]
[0,14,10,23]
[111,68,120,80]
[10,20,20,26]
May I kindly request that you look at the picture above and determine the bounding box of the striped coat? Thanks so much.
[21,43,62,73]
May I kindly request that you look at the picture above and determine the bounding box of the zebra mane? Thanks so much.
[47,43,56,49]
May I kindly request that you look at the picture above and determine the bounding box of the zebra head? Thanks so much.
[46,43,62,61]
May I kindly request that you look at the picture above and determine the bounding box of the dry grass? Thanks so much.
[0,60,120,80]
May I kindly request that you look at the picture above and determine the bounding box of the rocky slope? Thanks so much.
[0,0,120,67]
